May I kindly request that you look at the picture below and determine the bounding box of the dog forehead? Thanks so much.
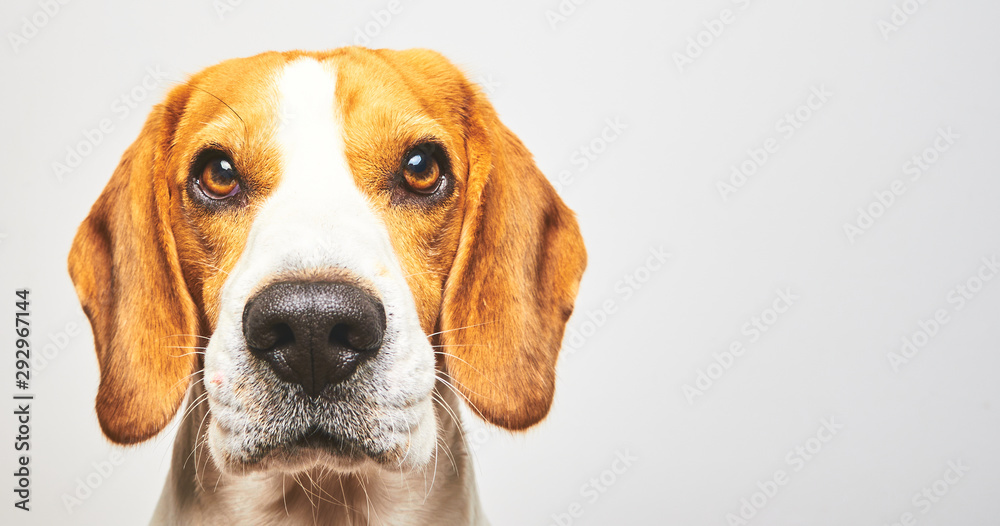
[332,49,474,139]
[222,56,396,289]
[269,57,355,203]
[275,58,339,147]
[175,49,473,159]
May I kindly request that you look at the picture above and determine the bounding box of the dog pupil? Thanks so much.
[407,152,427,174]
[215,159,234,182]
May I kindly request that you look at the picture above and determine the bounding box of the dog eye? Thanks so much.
[198,157,241,199]
[401,145,441,194]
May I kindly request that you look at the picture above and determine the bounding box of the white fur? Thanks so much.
[152,58,483,525]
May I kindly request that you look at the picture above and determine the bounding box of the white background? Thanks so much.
[2,0,999,524]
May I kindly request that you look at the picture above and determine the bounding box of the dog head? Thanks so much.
[68,48,586,474]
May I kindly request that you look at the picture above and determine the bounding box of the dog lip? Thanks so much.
[297,425,348,448]
[282,426,385,462]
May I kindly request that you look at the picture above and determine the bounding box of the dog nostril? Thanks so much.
[272,323,295,349]
[244,319,295,352]
[329,322,382,352]
[329,323,351,349]
[242,280,386,397]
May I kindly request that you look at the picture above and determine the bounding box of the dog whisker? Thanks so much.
[159,334,211,341]
[430,392,459,474]
[425,320,496,338]
[432,349,505,394]
[435,371,497,406]
[402,270,445,279]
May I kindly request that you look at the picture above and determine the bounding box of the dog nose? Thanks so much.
[242,281,386,397]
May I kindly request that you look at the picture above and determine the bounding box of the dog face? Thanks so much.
[68,48,586,475]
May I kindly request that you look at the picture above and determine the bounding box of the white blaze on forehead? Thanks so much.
[274,57,360,219]
[231,57,396,281]
[277,58,345,193]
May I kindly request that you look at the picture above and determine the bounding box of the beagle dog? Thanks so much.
[67,48,585,525]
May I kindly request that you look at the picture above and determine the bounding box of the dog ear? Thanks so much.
[440,85,587,430]
[68,88,200,444]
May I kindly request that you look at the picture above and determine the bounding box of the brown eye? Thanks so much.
[198,157,240,199]
[402,145,441,194]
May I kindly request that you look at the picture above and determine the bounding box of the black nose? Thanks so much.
[242,281,386,397]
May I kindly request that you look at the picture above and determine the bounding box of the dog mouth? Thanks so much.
[209,402,423,473]
[290,425,370,460]
[219,426,382,473]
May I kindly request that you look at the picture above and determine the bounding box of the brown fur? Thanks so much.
[68,47,586,444]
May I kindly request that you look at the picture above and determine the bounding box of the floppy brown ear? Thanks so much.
[440,89,587,430]
[68,93,200,444]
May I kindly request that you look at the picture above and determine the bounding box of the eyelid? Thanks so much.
[405,141,448,168]
[189,145,229,174]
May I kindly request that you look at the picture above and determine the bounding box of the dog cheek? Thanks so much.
[406,403,438,468]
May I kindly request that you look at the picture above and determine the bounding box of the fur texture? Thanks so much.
[68,47,586,525]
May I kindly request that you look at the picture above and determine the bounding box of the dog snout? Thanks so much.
[242,281,386,397]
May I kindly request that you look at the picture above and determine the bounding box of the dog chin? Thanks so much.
[206,412,437,477]
[232,445,371,476]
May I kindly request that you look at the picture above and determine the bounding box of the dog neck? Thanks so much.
[151,377,485,525]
